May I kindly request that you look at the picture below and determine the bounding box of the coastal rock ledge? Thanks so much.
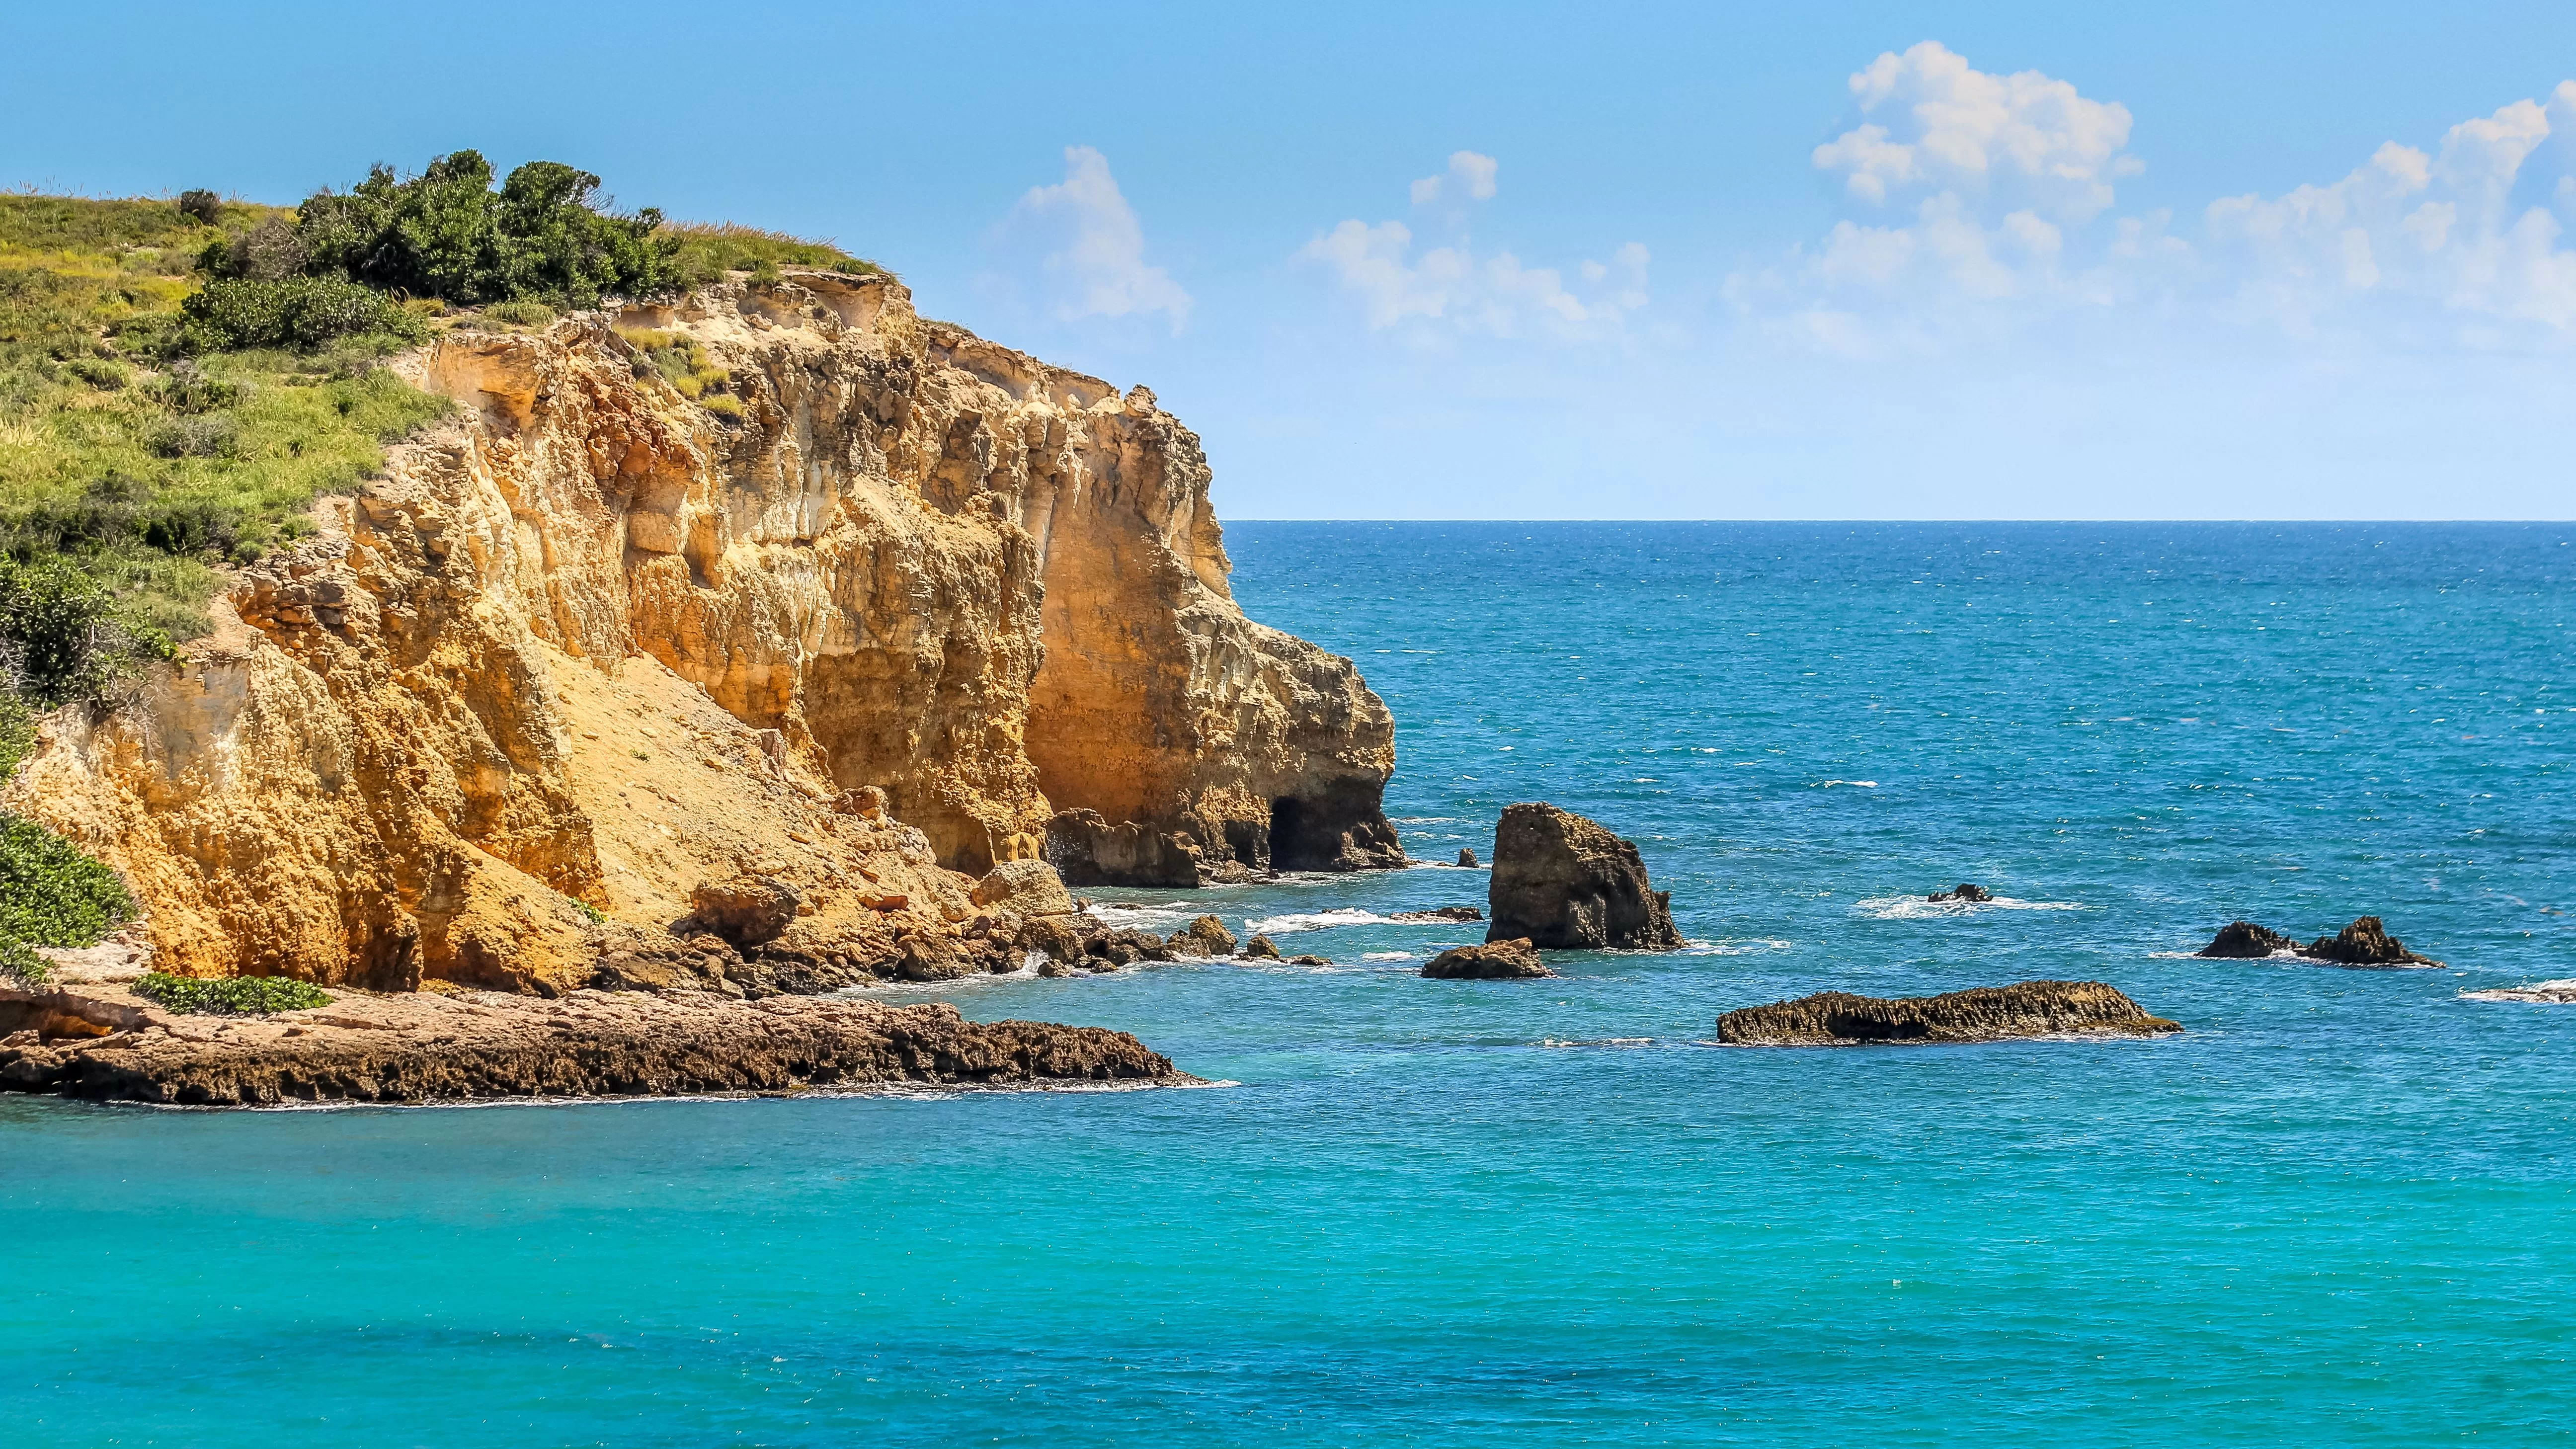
[0,983,1183,1106]
[1715,981,2181,1046]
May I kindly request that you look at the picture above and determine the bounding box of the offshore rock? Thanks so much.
[1716,980,2182,1046]
[1485,803,1682,950]
[0,271,1401,992]
[1166,915,1237,958]
[0,980,1182,1105]
[2197,921,2298,958]
[1239,934,1282,961]
[2298,916,2442,968]
[1927,883,1993,903]
[1457,847,1478,868]
[1423,939,1553,979]
[1392,906,1482,922]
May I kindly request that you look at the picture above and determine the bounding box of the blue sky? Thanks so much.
[9,1,2576,519]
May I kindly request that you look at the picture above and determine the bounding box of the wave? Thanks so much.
[2461,979,2576,1004]
[1851,894,2086,920]
[1245,908,1397,934]
[1812,780,1878,788]
[1361,951,1420,962]
[1536,1037,1657,1049]
[1083,902,1195,930]
[1679,938,1794,955]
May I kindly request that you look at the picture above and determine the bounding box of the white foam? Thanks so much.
[1245,908,1393,934]
[2461,979,2576,1003]
[1812,780,1879,788]
[1851,894,2085,921]
[1680,938,1794,955]
[1362,951,1420,962]
[1084,902,1193,930]
[1537,1037,1656,1049]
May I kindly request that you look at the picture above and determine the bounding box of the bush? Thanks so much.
[0,811,133,947]
[63,357,128,391]
[0,556,175,708]
[480,299,557,326]
[146,413,241,459]
[0,932,48,987]
[146,359,242,412]
[180,276,427,352]
[176,190,223,225]
[133,971,331,1015]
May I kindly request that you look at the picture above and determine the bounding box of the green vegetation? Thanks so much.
[0,809,133,971]
[617,326,736,413]
[661,222,879,289]
[132,970,331,1015]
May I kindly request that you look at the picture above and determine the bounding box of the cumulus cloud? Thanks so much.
[1303,155,1647,339]
[1814,40,2139,223]
[1005,146,1191,330]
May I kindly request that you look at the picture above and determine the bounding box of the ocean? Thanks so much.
[6,522,2573,1446]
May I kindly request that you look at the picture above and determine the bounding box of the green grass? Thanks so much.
[132,970,331,1015]
[663,222,883,286]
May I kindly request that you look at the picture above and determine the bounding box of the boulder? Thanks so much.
[2197,921,2296,958]
[1926,883,1993,903]
[971,859,1078,919]
[896,937,977,982]
[1457,847,1479,868]
[1716,980,2181,1045]
[1239,934,1282,961]
[1422,939,1555,979]
[828,786,888,820]
[1485,803,1682,950]
[687,876,801,948]
[1391,906,1484,922]
[1016,915,1084,965]
[1287,955,1332,966]
[1036,958,1078,978]
[1166,915,1238,958]
[2298,917,2441,967]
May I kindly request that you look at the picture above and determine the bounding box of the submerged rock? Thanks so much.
[1287,955,1332,966]
[1485,803,1682,950]
[1422,939,1555,979]
[1457,848,1479,868]
[1715,980,2181,1046]
[2461,979,2576,1004]
[1167,915,1238,958]
[2197,921,2298,958]
[1926,883,1993,903]
[2298,916,2441,967]
[1391,906,1484,922]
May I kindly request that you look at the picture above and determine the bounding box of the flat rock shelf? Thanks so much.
[1716,980,2182,1046]
[0,983,1186,1106]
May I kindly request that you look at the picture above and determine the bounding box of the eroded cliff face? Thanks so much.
[1,271,1400,990]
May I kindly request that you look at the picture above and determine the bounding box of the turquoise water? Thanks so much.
[7,522,2574,1446]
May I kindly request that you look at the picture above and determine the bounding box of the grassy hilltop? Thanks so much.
[0,154,878,983]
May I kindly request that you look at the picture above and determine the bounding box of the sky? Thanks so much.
[8,1,2576,519]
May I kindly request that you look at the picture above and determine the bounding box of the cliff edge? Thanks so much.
[0,272,1400,993]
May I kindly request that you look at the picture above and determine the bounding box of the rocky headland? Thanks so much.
[1,270,1404,1014]
[1485,803,1681,950]
[1715,980,2182,1046]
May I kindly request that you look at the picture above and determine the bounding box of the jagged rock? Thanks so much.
[1392,906,1483,922]
[971,859,1077,919]
[1167,915,1237,957]
[1423,939,1554,979]
[1716,981,2182,1046]
[1036,958,1077,978]
[1456,848,1478,868]
[1927,883,1993,903]
[1288,955,1331,966]
[1239,934,1282,961]
[1045,809,1205,887]
[0,981,1184,1105]
[1485,803,1682,950]
[688,876,800,948]
[830,787,889,820]
[1082,928,1175,969]
[2197,921,2297,958]
[2298,917,2441,967]
[1016,915,1084,965]
[897,937,976,982]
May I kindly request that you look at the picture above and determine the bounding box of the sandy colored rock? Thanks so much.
[690,876,801,947]
[1167,914,1237,957]
[971,859,1077,919]
[1485,803,1682,950]
[0,980,1181,1105]
[1,272,1400,993]
[1423,938,1554,979]
[1239,933,1281,961]
[1715,981,2182,1046]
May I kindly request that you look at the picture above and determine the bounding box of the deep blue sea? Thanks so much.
[7,523,2575,1446]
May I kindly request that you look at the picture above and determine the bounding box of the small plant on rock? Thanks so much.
[132,971,331,1015]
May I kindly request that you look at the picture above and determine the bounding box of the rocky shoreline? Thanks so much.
[0,978,1183,1107]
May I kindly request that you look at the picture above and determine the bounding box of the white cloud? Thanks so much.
[1005,146,1191,330]
[1410,151,1499,207]
[1814,40,2138,223]
[1303,156,1647,339]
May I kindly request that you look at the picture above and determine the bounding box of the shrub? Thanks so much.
[63,357,128,391]
[0,556,175,708]
[146,359,242,412]
[0,692,29,778]
[146,413,241,458]
[617,327,730,402]
[0,932,48,987]
[0,811,133,947]
[176,190,223,225]
[132,970,331,1015]
[480,299,557,327]
[180,276,427,352]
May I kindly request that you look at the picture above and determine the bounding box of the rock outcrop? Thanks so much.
[0,978,1181,1106]
[1392,906,1483,922]
[1166,914,1236,958]
[1422,939,1554,979]
[2198,921,2297,958]
[1716,981,2181,1046]
[1485,803,1681,950]
[1240,934,1282,961]
[1456,848,1477,867]
[1927,883,1992,903]
[2299,916,2441,967]
[0,272,1401,991]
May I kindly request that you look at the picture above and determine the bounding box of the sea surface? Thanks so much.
[6,522,2574,1446]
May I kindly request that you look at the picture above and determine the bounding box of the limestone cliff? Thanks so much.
[1,271,1400,991]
